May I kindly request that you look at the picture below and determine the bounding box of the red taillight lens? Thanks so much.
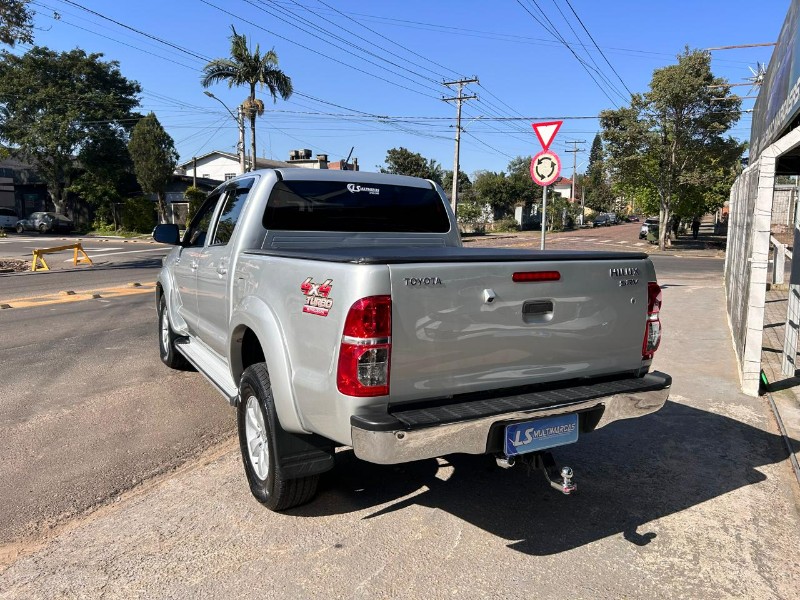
[642,282,662,360]
[512,271,561,283]
[338,295,391,397]
[342,296,391,338]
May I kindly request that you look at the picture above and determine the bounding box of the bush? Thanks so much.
[184,186,206,222]
[493,217,519,232]
[121,197,156,233]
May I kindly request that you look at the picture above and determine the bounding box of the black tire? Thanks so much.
[237,363,319,511]
[38,223,47,234]
[15,224,23,234]
[157,294,191,370]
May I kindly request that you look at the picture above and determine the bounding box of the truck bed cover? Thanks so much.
[244,246,649,264]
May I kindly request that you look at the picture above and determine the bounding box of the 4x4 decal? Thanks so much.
[301,277,333,316]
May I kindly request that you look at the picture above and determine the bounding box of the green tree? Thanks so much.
[0,47,141,214]
[0,0,34,47]
[202,26,292,171]
[584,134,614,212]
[442,169,472,197]
[128,113,178,224]
[69,129,136,229]
[600,48,743,249]
[380,147,443,183]
[472,170,513,216]
[184,185,207,222]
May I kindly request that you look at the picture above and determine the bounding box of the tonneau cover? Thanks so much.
[244,246,648,264]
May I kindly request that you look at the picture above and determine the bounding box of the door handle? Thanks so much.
[190,260,198,271]
[216,265,227,276]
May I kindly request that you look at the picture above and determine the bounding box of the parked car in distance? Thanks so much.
[627,215,640,222]
[0,207,18,230]
[15,212,73,234]
[607,213,619,225]
[640,218,660,239]
[592,213,611,227]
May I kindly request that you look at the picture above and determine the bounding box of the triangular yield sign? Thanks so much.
[532,121,563,151]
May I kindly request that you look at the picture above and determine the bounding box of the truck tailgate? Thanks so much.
[388,256,651,401]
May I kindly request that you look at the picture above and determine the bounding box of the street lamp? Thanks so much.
[203,91,246,174]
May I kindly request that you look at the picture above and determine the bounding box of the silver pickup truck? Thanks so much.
[153,169,670,510]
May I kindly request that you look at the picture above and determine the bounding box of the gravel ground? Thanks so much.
[0,259,30,273]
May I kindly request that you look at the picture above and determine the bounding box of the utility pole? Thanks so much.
[237,106,246,174]
[443,77,478,217]
[564,139,585,206]
[204,91,246,174]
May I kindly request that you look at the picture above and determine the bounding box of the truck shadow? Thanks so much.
[299,401,794,556]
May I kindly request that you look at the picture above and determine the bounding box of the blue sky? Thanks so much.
[19,0,790,179]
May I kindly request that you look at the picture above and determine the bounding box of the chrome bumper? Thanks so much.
[351,372,671,465]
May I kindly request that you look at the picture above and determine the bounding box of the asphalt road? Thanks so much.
[0,290,235,548]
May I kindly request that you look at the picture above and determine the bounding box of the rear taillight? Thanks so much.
[337,295,391,397]
[642,282,662,360]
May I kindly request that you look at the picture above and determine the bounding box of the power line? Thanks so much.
[57,0,211,61]
[563,0,633,97]
[514,0,621,106]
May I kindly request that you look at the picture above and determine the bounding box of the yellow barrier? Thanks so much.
[31,243,94,272]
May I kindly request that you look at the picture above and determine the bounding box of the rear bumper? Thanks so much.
[350,371,670,464]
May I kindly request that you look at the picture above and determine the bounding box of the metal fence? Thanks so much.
[725,127,800,395]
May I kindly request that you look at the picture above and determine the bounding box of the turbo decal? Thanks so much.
[301,277,333,317]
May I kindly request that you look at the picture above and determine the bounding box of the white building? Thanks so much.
[175,149,358,183]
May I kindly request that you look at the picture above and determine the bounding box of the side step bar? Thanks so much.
[174,338,238,405]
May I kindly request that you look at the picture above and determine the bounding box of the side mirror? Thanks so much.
[153,223,181,245]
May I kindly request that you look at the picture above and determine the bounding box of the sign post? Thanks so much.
[530,121,563,249]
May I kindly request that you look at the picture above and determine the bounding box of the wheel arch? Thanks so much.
[230,299,306,434]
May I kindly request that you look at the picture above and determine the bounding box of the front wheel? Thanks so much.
[157,294,190,370]
[15,224,23,234]
[238,363,319,511]
[38,223,47,234]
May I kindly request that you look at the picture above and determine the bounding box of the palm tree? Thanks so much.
[201,26,292,171]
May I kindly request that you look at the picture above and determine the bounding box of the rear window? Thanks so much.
[262,180,450,233]
[0,208,16,217]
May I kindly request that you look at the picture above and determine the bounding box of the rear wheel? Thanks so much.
[238,363,319,511]
[38,223,46,234]
[158,295,190,370]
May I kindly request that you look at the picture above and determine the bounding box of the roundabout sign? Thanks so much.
[530,150,561,186]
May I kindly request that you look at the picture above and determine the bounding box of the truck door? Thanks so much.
[172,190,223,335]
[195,178,255,356]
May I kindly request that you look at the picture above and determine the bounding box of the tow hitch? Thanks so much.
[495,451,577,495]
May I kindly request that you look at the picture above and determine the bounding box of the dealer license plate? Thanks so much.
[504,413,579,457]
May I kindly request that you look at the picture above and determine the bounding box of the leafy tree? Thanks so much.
[0,47,141,214]
[381,147,443,183]
[600,48,743,249]
[128,113,178,224]
[184,185,207,222]
[472,170,514,215]
[584,134,614,212]
[202,26,292,171]
[0,0,34,47]
[121,196,156,233]
[69,129,136,229]
[471,157,545,225]
[442,169,472,196]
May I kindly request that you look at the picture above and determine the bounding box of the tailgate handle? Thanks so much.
[522,300,554,316]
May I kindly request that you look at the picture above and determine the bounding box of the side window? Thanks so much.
[211,178,254,246]
[184,192,222,247]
